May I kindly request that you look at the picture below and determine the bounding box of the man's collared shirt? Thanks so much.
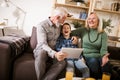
[34,18,61,58]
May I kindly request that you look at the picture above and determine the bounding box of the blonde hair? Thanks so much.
[51,7,68,19]
[85,12,103,33]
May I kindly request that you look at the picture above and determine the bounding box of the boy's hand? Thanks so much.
[71,36,78,45]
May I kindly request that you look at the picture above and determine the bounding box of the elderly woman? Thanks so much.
[71,12,111,79]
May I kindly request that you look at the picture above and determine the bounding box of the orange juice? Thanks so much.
[102,72,111,80]
[65,71,73,80]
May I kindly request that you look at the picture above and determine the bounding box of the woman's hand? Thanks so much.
[101,53,110,67]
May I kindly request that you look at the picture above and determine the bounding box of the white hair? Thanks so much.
[85,12,103,33]
[51,7,68,19]
[97,17,103,33]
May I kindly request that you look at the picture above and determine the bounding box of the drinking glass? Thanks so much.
[65,71,73,80]
[102,72,111,80]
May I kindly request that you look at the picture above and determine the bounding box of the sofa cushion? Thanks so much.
[30,27,37,50]
[108,46,120,60]
[0,28,3,36]
[13,53,37,80]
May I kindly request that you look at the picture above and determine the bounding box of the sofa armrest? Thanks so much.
[0,35,30,58]
[0,42,11,80]
[0,35,30,80]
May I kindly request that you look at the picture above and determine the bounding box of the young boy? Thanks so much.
[55,23,90,78]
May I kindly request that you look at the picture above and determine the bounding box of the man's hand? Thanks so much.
[54,52,68,61]
[71,36,78,45]
[101,53,110,67]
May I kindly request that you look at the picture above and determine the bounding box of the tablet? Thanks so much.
[61,47,83,59]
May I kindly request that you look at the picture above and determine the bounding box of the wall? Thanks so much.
[0,0,120,36]
[0,0,54,36]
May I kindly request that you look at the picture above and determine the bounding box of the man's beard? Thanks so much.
[55,21,61,27]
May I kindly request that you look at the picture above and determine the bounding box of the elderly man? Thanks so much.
[33,7,77,80]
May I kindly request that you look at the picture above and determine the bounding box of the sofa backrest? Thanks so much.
[30,26,37,50]
[108,46,120,60]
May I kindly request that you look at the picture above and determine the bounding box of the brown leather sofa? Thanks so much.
[108,46,120,80]
[0,31,30,80]
[0,27,120,80]
[0,42,11,80]
[12,27,37,80]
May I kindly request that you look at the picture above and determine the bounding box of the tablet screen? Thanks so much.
[61,47,83,59]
